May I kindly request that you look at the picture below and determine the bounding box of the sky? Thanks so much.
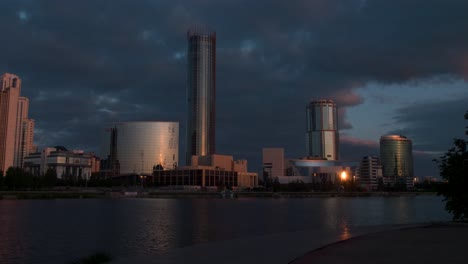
[1,0,467,177]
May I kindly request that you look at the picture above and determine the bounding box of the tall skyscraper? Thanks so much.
[0,73,35,173]
[306,99,339,160]
[379,135,414,188]
[186,29,216,165]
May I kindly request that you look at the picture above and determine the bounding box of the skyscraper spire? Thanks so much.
[186,30,216,165]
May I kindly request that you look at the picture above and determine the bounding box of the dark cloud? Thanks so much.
[1,0,467,176]
[391,96,468,152]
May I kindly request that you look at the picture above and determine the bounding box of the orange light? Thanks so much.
[341,171,347,181]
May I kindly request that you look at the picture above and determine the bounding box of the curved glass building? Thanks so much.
[186,30,216,165]
[306,100,339,160]
[379,135,413,187]
[103,122,179,175]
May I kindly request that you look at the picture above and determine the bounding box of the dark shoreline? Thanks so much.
[0,190,438,200]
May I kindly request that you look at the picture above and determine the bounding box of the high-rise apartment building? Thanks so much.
[380,135,414,188]
[0,73,35,173]
[306,99,339,160]
[186,30,216,165]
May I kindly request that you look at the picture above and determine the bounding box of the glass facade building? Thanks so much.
[306,100,339,160]
[102,122,179,175]
[379,135,414,187]
[186,30,216,165]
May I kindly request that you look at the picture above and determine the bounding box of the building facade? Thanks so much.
[152,154,257,189]
[306,99,339,160]
[186,30,216,165]
[24,147,95,180]
[262,148,285,182]
[101,122,179,175]
[282,158,357,184]
[261,148,357,185]
[111,154,258,189]
[380,135,414,189]
[0,73,35,172]
[357,156,383,191]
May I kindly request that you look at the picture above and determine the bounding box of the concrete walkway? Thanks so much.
[291,222,468,264]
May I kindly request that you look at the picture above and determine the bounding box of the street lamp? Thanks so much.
[339,171,348,193]
[341,171,347,181]
[139,175,146,188]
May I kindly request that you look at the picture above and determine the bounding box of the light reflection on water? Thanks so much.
[0,196,450,264]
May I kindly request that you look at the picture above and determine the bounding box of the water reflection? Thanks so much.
[0,201,26,264]
[340,224,351,240]
[0,196,450,264]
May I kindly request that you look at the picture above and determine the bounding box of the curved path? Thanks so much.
[291,222,468,264]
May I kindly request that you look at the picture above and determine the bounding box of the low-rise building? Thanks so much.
[154,154,257,189]
[24,147,97,180]
[262,148,358,185]
[357,156,383,191]
[113,154,258,189]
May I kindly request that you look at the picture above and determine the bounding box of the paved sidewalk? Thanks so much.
[291,223,468,264]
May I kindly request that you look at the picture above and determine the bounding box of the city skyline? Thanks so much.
[1,1,467,177]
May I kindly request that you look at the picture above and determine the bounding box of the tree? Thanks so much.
[434,138,468,221]
[43,168,58,188]
[4,167,19,190]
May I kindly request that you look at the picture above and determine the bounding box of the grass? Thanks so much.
[69,252,112,264]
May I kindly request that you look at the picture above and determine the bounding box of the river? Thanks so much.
[0,195,451,264]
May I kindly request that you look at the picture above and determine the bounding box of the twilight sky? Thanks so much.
[1,0,467,177]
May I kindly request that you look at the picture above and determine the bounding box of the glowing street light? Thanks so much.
[341,171,347,181]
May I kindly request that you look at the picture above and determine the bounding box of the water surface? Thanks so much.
[0,196,450,264]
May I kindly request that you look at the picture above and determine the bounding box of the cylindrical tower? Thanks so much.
[186,29,216,165]
[379,135,414,187]
[306,99,339,160]
[108,121,179,174]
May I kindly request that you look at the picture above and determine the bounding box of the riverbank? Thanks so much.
[291,222,468,264]
[0,190,437,199]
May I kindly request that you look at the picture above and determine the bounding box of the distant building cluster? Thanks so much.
[355,135,414,190]
[99,30,258,189]
[263,100,415,191]
[0,73,98,180]
[263,100,358,186]
[1,29,418,191]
